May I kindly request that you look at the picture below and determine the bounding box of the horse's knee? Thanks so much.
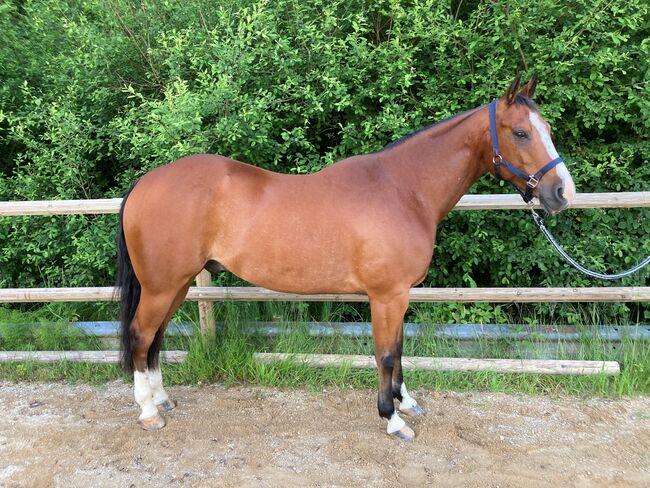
[378,351,395,369]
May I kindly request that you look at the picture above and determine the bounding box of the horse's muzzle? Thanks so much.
[539,181,570,215]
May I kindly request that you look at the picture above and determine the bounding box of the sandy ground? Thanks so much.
[0,382,649,488]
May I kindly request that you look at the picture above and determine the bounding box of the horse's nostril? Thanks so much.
[556,186,564,200]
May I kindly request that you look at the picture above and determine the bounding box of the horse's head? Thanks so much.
[490,73,575,214]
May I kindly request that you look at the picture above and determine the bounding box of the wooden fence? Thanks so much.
[1,192,648,374]
[1,192,648,216]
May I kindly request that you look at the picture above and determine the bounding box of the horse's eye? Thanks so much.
[514,130,529,139]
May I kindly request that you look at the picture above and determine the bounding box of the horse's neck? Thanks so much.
[382,106,490,230]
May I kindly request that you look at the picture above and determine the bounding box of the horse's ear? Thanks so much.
[503,71,523,105]
[519,72,538,99]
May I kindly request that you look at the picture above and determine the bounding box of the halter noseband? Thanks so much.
[489,100,563,203]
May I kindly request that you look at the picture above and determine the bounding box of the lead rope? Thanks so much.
[530,208,650,280]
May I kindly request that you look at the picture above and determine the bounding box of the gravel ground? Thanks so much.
[1,381,649,487]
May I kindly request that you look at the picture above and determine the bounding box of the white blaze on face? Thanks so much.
[529,112,576,203]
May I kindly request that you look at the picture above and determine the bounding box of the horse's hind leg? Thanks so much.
[131,288,182,430]
[147,282,192,413]
[369,291,415,441]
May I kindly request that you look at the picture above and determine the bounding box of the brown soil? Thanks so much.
[0,382,649,487]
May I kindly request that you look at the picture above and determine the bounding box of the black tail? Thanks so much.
[116,183,140,374]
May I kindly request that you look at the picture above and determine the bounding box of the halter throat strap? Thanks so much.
[488,100,563,203]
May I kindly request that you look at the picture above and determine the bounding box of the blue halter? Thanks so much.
[489,100,563,203]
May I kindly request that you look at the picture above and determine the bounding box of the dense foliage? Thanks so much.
[1,0,648,322]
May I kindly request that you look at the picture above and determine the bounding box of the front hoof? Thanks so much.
[157,399,177,412]
[138,414,166,431]
[389,425,415,442]
[400,404,426,417]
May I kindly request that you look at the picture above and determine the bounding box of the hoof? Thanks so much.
[138,414,166,431]
[389,425,416,442]
[400,404,426,417]
[157,399,177,412]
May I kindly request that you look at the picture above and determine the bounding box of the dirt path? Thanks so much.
[0,382,648,487]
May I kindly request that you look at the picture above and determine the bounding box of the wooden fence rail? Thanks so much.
[0,350,187,364]
[253,353,622,376]
[0,192,648,216]
[1,286,649,304]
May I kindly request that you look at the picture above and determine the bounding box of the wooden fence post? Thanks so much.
[195,269,216,339]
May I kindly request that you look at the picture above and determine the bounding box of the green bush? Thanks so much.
[1,0,648,323]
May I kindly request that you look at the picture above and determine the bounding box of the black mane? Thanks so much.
[382,95,538,151]
[381,105,481,151]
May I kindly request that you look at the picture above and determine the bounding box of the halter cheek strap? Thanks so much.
[489,100,563,203]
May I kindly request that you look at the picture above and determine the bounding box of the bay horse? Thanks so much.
[117,74,575,441]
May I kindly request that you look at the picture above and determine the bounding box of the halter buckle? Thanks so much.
[527,176,539,188]
[492,154,503,179]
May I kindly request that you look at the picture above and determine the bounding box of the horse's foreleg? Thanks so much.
[392,361,425,417]
[391,336,425,417]
[369,291,414,441]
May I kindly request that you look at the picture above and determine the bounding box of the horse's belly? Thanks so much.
[213,220,431,295]
[208,209,360,293]
[222,246,363,295]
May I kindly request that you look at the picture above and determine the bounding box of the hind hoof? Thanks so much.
[157,399,177,412]
[400,404,425,417]
[138,414,166,431]
[389,425,415,442]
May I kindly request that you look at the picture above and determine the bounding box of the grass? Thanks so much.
[0,301,648,396]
